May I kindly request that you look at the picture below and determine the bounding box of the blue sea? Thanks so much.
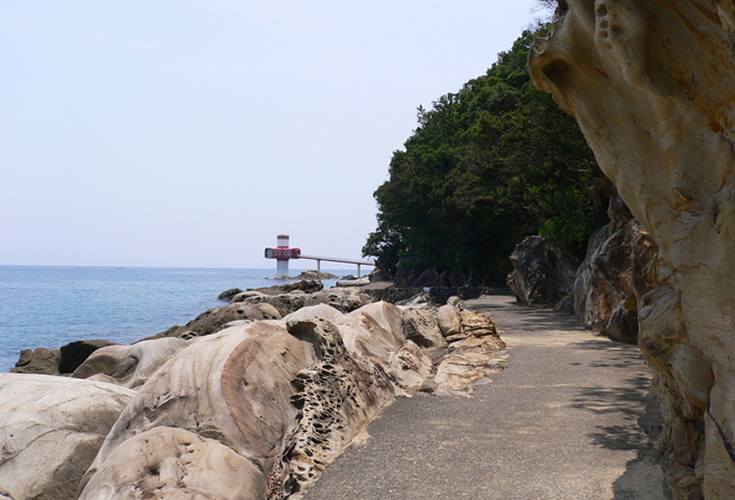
[0,266,345,373]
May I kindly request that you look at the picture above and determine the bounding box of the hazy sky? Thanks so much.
[1,1,547,270]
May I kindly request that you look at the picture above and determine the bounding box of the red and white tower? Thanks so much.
[264,234,301,277]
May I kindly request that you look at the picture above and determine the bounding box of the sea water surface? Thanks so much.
[0,266,343,373]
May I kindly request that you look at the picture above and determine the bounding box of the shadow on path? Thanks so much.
[303,291,665,500]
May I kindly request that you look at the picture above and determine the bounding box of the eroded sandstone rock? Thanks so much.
[277,318,396,498]
[400,307,447,361]
[161,301,282,338]
[71,336,189,388]
[281,303,344,324]
[529,2,735,496]
[249,279,324,296]
[237,288,373,317]
[507,236,578,308]
[434,307,506,394]
[10,347,61,375]
[0,373,134,500]
[59,339,116,374]
[76,317,406,500]
[574,218,644,343]
[79,427,267,500]
[77,322,307,499]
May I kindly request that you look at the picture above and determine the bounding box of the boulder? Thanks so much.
[165,302,281,338]
[507,236,579,308]
[437,303,462,337]
[77,322,313,499]
[434,307,506,394]
[368,267,392,283]
[249,279,324,296]
[302,288,373,313]
[238,291,307,316]
[574,218,645,343]
[281,303,343,324]
[393,255,424,288]
[529,3,735,496]
[59,339,115,373]
[10,347,61,375]
[71,337,189,388]
[412,267,439,288]
[400,307,446,350]
[217,287,243,301]
[333,301,405,367]
[78,426,266,500]
[236,288,372,317]
[333,276,371,287]
[0,373,135,500]
[295,270,338,280]
[77,319,398,500]
[10,339,117,376]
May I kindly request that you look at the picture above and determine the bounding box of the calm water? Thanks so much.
[0,266,343,372]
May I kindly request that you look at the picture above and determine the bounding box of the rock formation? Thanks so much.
[76,321,326,499]
[10,347,61,375]
[71,337,189,388]
[294,270,338,280]
[10,339,115,376]
[434,300,507,393]
[281,303,344,324]
[0,374,134,500]
[165,302,282,338]
[3,280,506,500]
[233,287,373,316]
[529,2,735,496]
[574,216,643,344]
[250,279,325,296]
[69,299,504,499]
[507,236,579,308]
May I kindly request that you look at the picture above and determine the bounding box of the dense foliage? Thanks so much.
[363,27,609,283]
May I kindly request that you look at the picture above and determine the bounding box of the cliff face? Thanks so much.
[529,1,735,497]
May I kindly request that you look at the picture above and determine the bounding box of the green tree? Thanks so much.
[364,26,608,283]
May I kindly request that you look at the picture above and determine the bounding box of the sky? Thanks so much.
[1,1,548,270]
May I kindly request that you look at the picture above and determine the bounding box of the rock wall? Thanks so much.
[574,217,642,343]
[507,235,579,308]
[529,2,735,497]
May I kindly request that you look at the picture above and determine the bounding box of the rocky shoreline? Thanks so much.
[1,278,505,499]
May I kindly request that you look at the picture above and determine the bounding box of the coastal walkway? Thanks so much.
[303,291,665,500]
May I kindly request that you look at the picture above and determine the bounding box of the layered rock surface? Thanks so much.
[506,235,579,309]
[2,279,506,500]
[67,299,504,500]
[529,2,735,496]
[0,374,135,500]
[71,337,189,388]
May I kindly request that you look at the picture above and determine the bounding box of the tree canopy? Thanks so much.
[363,26,609,284]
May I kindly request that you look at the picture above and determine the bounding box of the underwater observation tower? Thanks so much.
[264,234,376,277]
[264,234,301,277]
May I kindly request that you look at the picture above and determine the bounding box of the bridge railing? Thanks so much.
[297,254,375,277]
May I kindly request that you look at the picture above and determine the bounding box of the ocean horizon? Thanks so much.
[0,265,349,373]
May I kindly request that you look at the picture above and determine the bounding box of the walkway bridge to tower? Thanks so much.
[297,254,375,278]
